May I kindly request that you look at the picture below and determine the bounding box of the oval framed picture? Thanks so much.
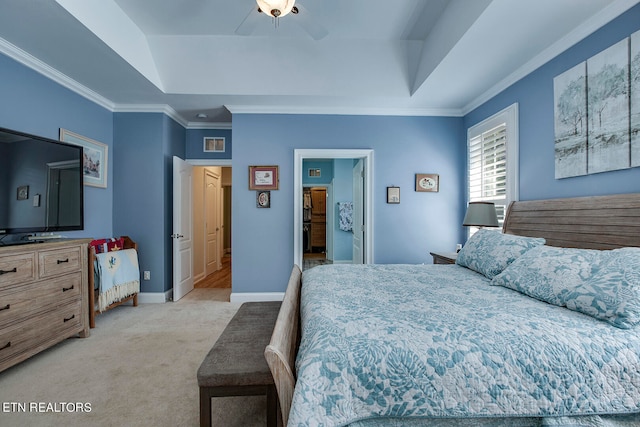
[256,190,270,208]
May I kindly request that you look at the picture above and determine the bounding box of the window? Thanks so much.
[467,103,519,233]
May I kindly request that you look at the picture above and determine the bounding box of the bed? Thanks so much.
[265,193,640,427]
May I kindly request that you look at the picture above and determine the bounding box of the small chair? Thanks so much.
[87,236,140,328]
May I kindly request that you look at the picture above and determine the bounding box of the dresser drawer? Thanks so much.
[0,299,82,370]
[39,246,82,278]
[0,253,36,289]
[0,272,82,329]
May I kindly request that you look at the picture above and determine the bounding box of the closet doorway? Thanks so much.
[294,149,374,270]
[303,185,332,270]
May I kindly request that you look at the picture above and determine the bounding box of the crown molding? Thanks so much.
[225,104,465,117]
[0,37,115,112]
[185,122,232,130]
[462,0,639,115]
[112,103,188,127]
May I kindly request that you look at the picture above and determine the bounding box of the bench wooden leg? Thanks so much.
[267,385,278,427]
[200,385,278,427]
[200,387,213,427]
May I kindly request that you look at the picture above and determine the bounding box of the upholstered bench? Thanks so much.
[197,301,281,427]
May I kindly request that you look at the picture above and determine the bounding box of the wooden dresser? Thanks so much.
[0,239,90,372]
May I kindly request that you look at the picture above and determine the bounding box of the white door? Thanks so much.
[352,159,364,264]
[205,170,221,275]
[172,156,194,301]
[218,186,225,265]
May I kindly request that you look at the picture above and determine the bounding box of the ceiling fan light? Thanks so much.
[256,0,296,18]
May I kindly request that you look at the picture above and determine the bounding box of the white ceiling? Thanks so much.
[0,0,637,127]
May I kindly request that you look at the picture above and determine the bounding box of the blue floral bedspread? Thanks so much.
[289,264,640,427]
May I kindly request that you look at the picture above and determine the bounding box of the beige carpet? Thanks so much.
[0,288,268,427]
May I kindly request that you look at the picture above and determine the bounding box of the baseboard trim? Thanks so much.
[193,272,206,285]
[138,291,170,304]
[230,292,285,303]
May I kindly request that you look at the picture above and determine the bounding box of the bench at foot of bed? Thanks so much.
[197,301,282,427]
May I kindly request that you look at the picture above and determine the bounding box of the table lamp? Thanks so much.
[463,202,499,228]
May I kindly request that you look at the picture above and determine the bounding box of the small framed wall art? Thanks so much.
[249,165,279,190]
[60,128,109,188]
[17,185,29,200]
[415,173,439,192]
[386,186,400,204]
[256,191,271,208]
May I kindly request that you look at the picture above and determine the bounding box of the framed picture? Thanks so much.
[60,129,108,188]
[249,165,279,190]
[203,137,225,152]
[256,191,271,208]
[415,173,439,192]
[17,185,29,200]
[386,186,400,204]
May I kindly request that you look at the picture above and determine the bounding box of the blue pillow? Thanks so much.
[492,246,640,329]
[455,229,545,279]
[570,248,640,329]
[490,245,601,305]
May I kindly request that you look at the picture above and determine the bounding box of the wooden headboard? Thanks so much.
[503,193,640,249]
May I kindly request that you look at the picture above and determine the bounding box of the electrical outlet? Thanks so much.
[143,271,150,280]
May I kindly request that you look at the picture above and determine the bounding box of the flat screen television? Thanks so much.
[0,127,84,243]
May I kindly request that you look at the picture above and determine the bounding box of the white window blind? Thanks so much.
[468,124,507,224]
[467,103,519,232]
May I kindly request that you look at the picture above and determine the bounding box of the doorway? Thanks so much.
[193,166,232,290]
[294,149,374,270]
[303,185,332,270]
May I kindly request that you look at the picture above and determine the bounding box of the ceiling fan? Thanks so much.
[235,0,328,40]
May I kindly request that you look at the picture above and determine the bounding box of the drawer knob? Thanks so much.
[0,267,17,276]
[62,285,75,292]
[57,259,70,264]
[64,314,75,322]
[0,342,10,351]
[0,304,9,311]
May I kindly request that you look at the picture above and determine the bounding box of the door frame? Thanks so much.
[183,159,232,289]
[294,149,374,269]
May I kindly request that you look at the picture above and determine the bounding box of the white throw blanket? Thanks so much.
[94,249,140,312]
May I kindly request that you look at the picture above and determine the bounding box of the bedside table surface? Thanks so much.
[429,251,458,264]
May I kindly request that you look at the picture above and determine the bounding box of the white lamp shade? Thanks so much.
[463,202,499,227]
[256,0,296,17]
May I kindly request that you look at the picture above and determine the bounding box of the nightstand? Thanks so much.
[429,251,458,265]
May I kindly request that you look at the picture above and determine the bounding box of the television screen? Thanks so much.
[0,127,84,239]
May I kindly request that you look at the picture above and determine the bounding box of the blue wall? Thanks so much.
[0,52,113,239]
[464,3,640,200]
[232,114,466,294]
[113,113,185,293]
